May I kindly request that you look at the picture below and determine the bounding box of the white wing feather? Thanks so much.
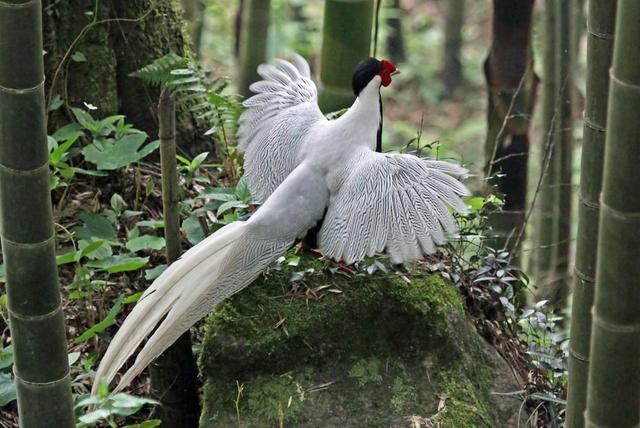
[319,150,470,265]
[238,54,325,202]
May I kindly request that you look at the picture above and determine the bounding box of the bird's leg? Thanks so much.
[335,260,356,276]
[297,239,324,257]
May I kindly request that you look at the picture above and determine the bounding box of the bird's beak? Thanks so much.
[391,69,400,76]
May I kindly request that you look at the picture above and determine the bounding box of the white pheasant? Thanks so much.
[92,54,470,393]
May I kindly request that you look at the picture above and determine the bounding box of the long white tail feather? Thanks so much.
[92,221,293,394]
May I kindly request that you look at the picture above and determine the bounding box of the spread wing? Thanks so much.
[319,150,470,265]
[238,54,325,203]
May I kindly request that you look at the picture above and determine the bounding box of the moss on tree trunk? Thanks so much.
[199,254,521,427]
[42,0,210,153]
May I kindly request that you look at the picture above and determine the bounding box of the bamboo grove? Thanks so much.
[0,0,638,426]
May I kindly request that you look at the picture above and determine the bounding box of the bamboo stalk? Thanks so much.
[0,0,74,426]
[148,88,200,426]
[565,1,617,426]
[585,1,640,425]
[319,0,374,112]
[237,0,271,98]
[552,0,574,306]
[534,0,557,279]
[442,0,465,94]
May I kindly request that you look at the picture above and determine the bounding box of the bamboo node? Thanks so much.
[7,302,62,322]
[0,0,38,9]
[610,71,640,93]
[14,370,70,387]
[586,24,615,41]
[601,202,640,222]
[573,267,595,284]
[0,160,49,176]
[568,347,589,363]
[582,115,606,133]
[578,193,600,210]
[592,309,640,334]
[0,77,45,94]
[0,232,54,248]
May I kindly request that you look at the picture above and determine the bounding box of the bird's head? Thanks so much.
[352,57,399,96]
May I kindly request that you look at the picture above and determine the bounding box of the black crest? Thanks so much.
[351,57,382,96]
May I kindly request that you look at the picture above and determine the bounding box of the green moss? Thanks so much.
[244,374,306,423]
[348,357,383,386]
[390,376,418,412]
[199,253,511,427]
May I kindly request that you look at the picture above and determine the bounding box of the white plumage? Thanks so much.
[92,54,469,394]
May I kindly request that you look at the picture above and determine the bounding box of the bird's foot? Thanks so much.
[335,260,356,276]
[297,241,324,258]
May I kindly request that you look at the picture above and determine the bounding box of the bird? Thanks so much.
[92,54,470,394]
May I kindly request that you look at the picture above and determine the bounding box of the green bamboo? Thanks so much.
[534,0,557,279]
[548,0,574,310]
[0,0,74,426]
[442,0,465,94]
[565,2,616,426]
[584,1,640,425]
[237,0,271,98]
[148,89,200,426]
[319,0,374,112]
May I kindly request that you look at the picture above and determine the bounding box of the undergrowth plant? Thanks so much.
[130,52,244,178]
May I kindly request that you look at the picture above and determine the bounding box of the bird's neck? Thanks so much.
[335,82,382,148]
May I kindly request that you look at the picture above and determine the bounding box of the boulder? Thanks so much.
[199,254,521,427]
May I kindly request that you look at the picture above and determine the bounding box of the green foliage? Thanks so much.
[131,53,244,176]
[74,385,159,427]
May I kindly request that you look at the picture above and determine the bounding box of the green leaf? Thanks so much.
[191,151,209,169]
[79,239,110,259]
[217,200,247,217]
[235,179,252,202]
[465,196,485,212]
[56,249,78,266]
[78,408,111,424]
[74,212,118,243]
[81,132,159,170]
[73,295,124,344]
[126,235,166,253]
[0,265,4,283]
[0,373,16,406]
[0,346,13,371]
[86,256,149,273]
[144,264,167,281]
[110,193,127,215]
[123,291,144,304]
[196,187,236,201]
[71,107,98,131]
[182,215,206,245]
[71,51,87,62]
[109,393,159,417]
[68,352,81,366]
[48,94,64,112]
[51,122,84,142]
[135,219,165,229]
[124,420,162,428]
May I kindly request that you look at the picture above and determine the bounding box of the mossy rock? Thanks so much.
[199,254,520,427]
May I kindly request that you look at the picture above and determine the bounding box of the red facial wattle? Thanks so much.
[379,59,397,87]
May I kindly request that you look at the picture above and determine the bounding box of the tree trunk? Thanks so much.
[533,0,557,282]
[148,90,201,427]
[0,1,75,425]
[386,0,406,64]
[565,2,616,427]
[442,0,465,94]
[484,0,538,254]
[585,1,640,426]
[237,0,271,98]
[319,0,374,113]
[42,0,209,154]
[542,0,574,310]
[182,0,205,56]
